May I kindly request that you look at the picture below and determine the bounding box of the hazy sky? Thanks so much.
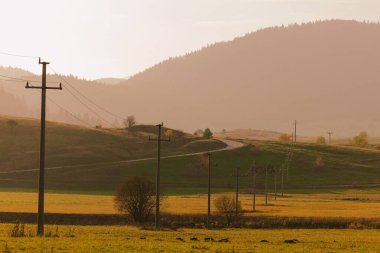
[0,0,379,80]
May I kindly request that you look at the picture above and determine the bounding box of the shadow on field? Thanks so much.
[0,212,379,229]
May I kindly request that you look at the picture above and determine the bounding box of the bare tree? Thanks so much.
[124,115,136,129]
[114,176,155,223]
[214,195,242,226]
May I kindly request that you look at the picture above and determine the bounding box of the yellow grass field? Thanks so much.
[0,190,379,220]
[0,224,379,252]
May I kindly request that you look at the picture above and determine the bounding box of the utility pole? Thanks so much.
[328,132,333,145]
[294,120,297,143]
[232,167,240,218]
[149,123,170,229]
[265,165,268,206]
[25,58,62,236]
[274,169,278,200]
[281,164,284,197]
[251,163,257,212]
[207,153,211,229]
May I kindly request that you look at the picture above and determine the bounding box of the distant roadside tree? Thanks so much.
[164,129,173,138]
[316,136,326,144]
[7,120,18,132]
[314,156,325,171]
[124,115,136,130]
[279,133,291,143]
[222,129,227,134]
[203,128,213,139]
[194,129,203,137]
[114,176,155,223]
[214,195,242,226]
[352,132,368,147]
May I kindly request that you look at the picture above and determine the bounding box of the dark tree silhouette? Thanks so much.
[114,176,155,223]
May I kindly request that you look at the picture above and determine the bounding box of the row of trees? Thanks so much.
[194,128,213,139]
[279,132,369,147]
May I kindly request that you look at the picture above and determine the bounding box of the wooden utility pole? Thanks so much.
[251,164,257,212]
[328,132,333,145]
[207,153,211,229]
[274,169,278,200]
[235,167,239,218]
[149,123,170,229]
[281,164,284,197]
[25,58,62,236]
[265,165,268,206]
[294,120,297,143]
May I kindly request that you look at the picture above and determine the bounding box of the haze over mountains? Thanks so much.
[1,20,380,136]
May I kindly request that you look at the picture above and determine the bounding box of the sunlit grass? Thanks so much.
[0,191,379,220]
[0,224,379,252]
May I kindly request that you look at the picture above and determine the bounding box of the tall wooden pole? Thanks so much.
[265,165,268,206]
[25,58,62,236]
[155,123,162,229]
[207,153,211,229]
[148,123,170,229]
[252,167,256,212]
[235,167,239,218]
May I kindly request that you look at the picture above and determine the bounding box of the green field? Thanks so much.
[0,224,379,252]
[1,116,380,195]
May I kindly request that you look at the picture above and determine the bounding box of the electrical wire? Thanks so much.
[62,84,116,127]
[48,65,125,120]
[0,51,39,59]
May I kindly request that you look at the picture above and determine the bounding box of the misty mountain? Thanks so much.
[1,20,380,136]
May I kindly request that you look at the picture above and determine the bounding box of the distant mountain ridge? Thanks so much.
[1,20,380,136]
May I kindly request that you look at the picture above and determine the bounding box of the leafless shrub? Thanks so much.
[114,176,155,223]
[214,195,242,226]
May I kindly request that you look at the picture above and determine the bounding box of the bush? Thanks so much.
[279,134,291,143]
[214,195,242,226]
[352,132,368,147]
[316,136,326,144]
[114,176,155,223]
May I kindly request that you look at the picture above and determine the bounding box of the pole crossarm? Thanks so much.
[26,81,62,90]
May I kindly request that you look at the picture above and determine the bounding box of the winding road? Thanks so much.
[0,139,244,174]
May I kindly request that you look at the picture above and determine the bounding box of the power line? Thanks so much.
[45,95,94,128]
[0,51,39,59]
[0,73,59,84]
[48,66,124,120]
[0,78,25,83]
[33,89,94,128]
[0,71,102,127]
[63,83,116,127]
[0,73,27,81]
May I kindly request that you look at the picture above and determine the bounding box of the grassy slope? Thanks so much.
[2,118,380,194]
[0,116,226,192]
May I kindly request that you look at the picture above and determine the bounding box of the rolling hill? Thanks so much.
[0,116,226,173]
[1,116,380,194]
[1,20,380,136]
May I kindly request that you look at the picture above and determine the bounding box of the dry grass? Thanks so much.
[0,191,379,221]
[0,224,379,252]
